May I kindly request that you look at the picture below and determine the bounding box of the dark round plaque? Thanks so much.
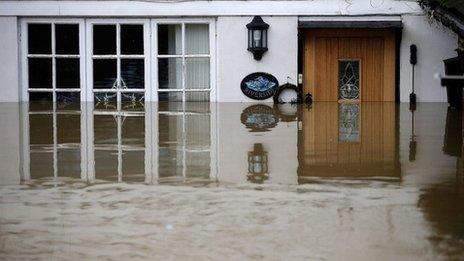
[240,72,279,100]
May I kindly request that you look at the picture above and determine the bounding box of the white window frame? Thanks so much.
[85,18,151,105]
[152,18,216,102]
[20,18,217,102]
[20,18,86,102]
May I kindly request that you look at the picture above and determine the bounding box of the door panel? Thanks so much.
[303,29,396,102]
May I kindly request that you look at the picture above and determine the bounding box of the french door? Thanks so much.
[86,19,151,106]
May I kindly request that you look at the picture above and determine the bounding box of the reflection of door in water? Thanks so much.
[303,29,396,101]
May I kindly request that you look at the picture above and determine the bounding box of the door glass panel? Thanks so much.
[158,58,182,89]
[338,60,360,100]
[185,24,209,55]
[93,25,116,55]
[121,59,144,89]
[121,24,144,55]
[158,24,182,55]
[28,24,51,54]
[29,92,53,103]
[185,57,210,89]
[56,58,80,89]
[158,92,183,102]
[55,24,79,55]
[93,59,117,89]
[28,58,52,89]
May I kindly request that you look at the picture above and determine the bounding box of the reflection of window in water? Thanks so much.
[338,103,360,142]
[93,105,146,182]
[27,102,82,180]
[158,102,211,182]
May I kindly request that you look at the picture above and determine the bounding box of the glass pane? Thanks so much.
[185,101,210,113]
[158,114,183,178]
[56,58,80,89]
[122,151,145,182]
[185,151,210,178]
[93,59,117,89]
[28,24,51,54]
[94,115,117,145]
[121,24,144,55]
[185,24,209,55]
[186,114,211,149]
[158,24,182,55]
[94,92,117,109]
[158,92,183,102]
[57,114,80,144]
[29,114,53,145]
[56,92,81,108]
[339,103,360,142]
[28,58,52,89]
[95,150,118,181]
[57,149,81,178]
[121,92,144,103]
[93,25,116,55]
[30,151,53,179]
[185,58,210,89]
[339,60,360,100]
[55,24,79,55]
[121,116,145,146]
[185,92,210,102]
[29,92,52,103]
[158,58,182,90]
[121,59,144,89]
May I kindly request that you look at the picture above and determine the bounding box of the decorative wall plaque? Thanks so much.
[241,72,279,100]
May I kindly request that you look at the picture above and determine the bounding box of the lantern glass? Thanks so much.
[253,29,262,48]
[262,30,267,48]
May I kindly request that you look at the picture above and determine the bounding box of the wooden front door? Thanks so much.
[303,29,396,101]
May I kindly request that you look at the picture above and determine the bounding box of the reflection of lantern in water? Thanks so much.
[247,143,269,183]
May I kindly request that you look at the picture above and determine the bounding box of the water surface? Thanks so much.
[0,102,463,260]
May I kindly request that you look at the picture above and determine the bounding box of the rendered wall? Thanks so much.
[216,103,298,184]
[0,103,20,185]
[399,15,458,102]
[0,17,19,102]
[216,16,298,102]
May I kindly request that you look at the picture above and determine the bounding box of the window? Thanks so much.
[157,23,211,101]
[26,21,83,102]
[338,60,360,100]
[22,19,215,102]
[89,21,149,106]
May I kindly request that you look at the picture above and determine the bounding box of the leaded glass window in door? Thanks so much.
[338,60,360,100]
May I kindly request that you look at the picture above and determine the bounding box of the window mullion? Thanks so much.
[181,23,186,102]
[116,23,121,105]
[52,22,57,102]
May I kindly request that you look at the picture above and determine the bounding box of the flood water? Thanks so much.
[0,101,463,260]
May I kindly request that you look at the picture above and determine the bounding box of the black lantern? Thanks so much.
[246,16,269,60]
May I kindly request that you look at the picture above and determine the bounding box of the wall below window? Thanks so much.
[0,17,19,102]
[216,16,298,102]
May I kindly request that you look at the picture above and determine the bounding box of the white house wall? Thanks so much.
[399,15,458,102]
[0,17,19,102]
[216,16,298,102]
[0,0,460,102]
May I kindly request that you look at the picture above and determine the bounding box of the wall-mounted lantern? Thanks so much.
[246,16,269,60]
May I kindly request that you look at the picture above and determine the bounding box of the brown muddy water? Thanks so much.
[0,101,463,260]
